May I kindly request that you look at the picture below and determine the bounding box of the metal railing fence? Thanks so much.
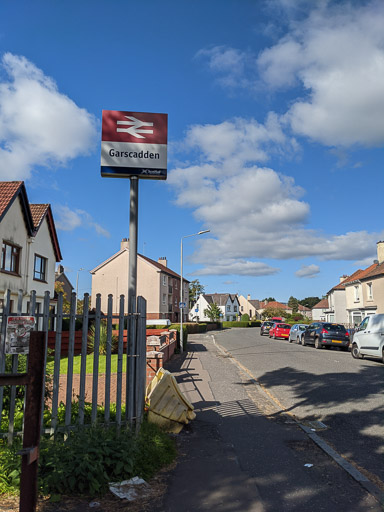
[0,289,146,443]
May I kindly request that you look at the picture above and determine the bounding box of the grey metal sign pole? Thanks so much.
[127,176,138,422]
[128,176,138,314]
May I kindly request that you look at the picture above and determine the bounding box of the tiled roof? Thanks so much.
[0,181,24,218]
[29,204,49,229]
[249,299,260,309]
[359,261,384,280]
[328,263,378,293]
[260,300,289,310]
[312,298,329,309]
[298,304,311,311]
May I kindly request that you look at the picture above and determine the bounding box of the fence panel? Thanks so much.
[0,289,147,443]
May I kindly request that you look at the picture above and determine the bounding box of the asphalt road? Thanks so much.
[213,327,384,488]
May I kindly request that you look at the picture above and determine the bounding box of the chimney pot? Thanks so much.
[377,241,384,264]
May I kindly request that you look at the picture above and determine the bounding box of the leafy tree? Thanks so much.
[54,281,70,314]
[204,302,221,321]
[298,297,321,309]
[241,313,250,322]
[288,296,299,313]
[261,306,286,320]
[262,297,276,303]
[189,279,205,306]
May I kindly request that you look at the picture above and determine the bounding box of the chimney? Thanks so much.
[158,257,167,267]
[247,294,251,301]
[339,275,348,283]
[377,241,384,264]
[121,238,129,250]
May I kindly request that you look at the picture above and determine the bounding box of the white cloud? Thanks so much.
[169,117,384,276]
[55,205,110,238]
[258,1,384,147]
[295,264,320,278]
[192,259,280,277]
[0,53,98,180]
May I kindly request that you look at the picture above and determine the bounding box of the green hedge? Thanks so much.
[249,321,261,327]
[222,321,249,328]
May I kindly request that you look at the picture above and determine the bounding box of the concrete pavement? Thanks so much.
[157,332,383,512]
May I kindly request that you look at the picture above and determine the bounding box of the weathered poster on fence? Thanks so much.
[5,316,35,355]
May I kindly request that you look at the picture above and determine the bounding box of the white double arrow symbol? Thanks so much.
[116,116,154,139]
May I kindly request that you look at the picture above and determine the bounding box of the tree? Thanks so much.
[298,297,321,309]
[261,306,286,320]
[262,297,276,303]
[54,281,70,314]
[288,296,299,313]
[189,279,205,307]
[204,302,221,321]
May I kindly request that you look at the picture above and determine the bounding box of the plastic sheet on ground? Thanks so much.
[146,367,196,433]
[109,477,149,500]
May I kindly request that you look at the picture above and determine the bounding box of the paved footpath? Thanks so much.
[157,333,383,512]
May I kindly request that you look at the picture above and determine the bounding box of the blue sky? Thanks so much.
[1,0,384,302]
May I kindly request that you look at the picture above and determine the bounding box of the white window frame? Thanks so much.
[354,285,360,302]
[367,282,373,300]
[162,275,167,286]
[162,293,166,305]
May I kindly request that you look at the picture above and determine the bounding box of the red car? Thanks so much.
[269,323,291,340]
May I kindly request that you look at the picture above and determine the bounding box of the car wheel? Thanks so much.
[314,337,322,349]
[381,348,384,364]
[273,333,276,339]
[351,343,361,359]
[301,336,306,346]
[289,336,292,343]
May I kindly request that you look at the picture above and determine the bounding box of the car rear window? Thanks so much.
[323,323,346,332]
[277,324,291,329]
[299,325,306,331]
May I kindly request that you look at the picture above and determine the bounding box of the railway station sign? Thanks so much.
[101,110,168,179]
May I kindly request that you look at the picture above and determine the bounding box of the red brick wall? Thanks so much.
[146,351,163,385]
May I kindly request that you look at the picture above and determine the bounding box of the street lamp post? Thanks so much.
[76,268,85,312]
[180,230,210,353]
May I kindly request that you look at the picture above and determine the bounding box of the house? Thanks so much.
[238,295,261,319]
[311,298,329,321]
[55,264,74,300]
[0,181,62,316]
[189,293,240,322]
[343,241,384,325]
[298,304,312,319]
[90,238,189,322]
[257,300,290,318]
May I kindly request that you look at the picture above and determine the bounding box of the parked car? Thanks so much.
[301,322,350,350]
[269,323,291,340]
[288,324,307,344]
[260,321,274,336]
[351,314,384,361]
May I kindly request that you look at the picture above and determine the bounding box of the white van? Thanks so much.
[351,314,384,362]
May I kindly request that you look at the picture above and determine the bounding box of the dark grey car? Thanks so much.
[302,322,350,350]
[260,321,274,336]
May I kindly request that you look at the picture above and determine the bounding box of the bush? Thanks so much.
[241,314,250,322]
[88,321,118,354]
[0,419,177,497]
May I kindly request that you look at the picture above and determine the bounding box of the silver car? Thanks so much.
[288,324,308,344]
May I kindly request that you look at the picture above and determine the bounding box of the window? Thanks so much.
[241,306,244,311]
[354,285,360,301]
[234,306,237,312]
[227,305,231,311]
[1,241,21,274]
[162,293,166,305]
[162,275,167,286]
[34,255,47,281]
[367,282,373,300]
